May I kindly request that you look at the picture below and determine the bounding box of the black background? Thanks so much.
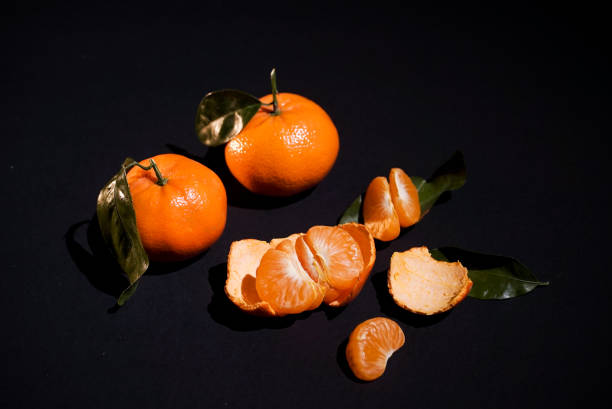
[2,3,610,408]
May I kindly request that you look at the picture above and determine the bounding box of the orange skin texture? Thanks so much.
[346,317,405,381]
[225,93,339,197]
[126,154,227,262]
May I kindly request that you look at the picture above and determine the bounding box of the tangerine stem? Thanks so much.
[270,68,280,115]
[129,159,168,186]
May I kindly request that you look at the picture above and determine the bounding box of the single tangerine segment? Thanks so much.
[388,246,473,315]
[345,317,405,381]
[302,226,363,294]
[363,176,401,242]
[328,223,376,307]
[389,167,421,228]
[225,239,276,316]
[255,239,324,316]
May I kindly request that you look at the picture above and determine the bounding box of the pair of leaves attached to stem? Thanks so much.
[96,158,149,306]
[338,151,548,299]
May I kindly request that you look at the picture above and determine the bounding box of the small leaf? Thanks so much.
[195,89,262,146]
[96,158,149,304]
[117,281,140,306]
[431,247,549,299]
[338,195,362,224]
[413,151,466,215]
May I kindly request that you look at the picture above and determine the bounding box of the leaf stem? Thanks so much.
[128,159,168,186]
[270,68,280,115]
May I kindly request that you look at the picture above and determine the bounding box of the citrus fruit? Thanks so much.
[363,167,420,241]
[388,167,420,227]
[225,91,339,196]
[225,224,375,316]
[363,176,401,241]
[388,246,472,315]
[345,317,405,381]
[126,153,227,262]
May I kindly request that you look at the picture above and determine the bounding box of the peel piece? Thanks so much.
[363,176,401,241]
[388,246,472,315]
[225,239,276,316]
[345,317,405,381]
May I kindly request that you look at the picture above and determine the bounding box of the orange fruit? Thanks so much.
[363,176,401,241]
[363,167,421,241]
[225,93,339,196]
[388,167,420,227]
[126,153,227,262]
[388,246,472,315]
[225,224,375,316]
[345,317,405,381]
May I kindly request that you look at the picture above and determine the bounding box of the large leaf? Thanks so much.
[195,89,262,146]
[338,195,362,224]
[413,151,466,215]
[430,247,549,299]
[96,158,149,304]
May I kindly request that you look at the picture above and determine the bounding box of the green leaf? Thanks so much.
[338,195,362,224]
[195,89,262,146]
[96,158,149,304]
[412,151,466,215]
[431,247,549,299]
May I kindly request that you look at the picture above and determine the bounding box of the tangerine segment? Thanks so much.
[256,239,324,316]
[328,223,376,307]
[302,226,363,292]
[363,176,401,242]
[388,247,473,315]
[345,317,405,381]
[225,239,275,316]
[389,168,421,228]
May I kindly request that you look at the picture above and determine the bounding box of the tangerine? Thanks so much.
[126,153,227,262]
[225,73,339,196]
[345,317,405,381]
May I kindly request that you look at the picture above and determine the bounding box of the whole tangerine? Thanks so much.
[126,153,227,262]
[225,73,339,196]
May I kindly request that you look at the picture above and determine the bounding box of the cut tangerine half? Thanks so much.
[363,176,401,241]
[255,239,325,316]
[388,246,472,315]
[388,167,421,228]
[345,317,405,381]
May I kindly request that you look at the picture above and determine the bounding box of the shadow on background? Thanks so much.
[166,144,315,209]
[207,262,316,331]
[65,214,203,312]
[370,270,451,327]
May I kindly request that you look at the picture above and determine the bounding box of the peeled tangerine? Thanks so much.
[225,223,376,317]
[346,317,405,381]
[363,167,421,242]
[388,247,472,315]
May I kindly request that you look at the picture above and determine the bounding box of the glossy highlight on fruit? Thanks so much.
[126,153,227,262]
[345,317,405,381]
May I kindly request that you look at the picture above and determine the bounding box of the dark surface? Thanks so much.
[2,3,610,408]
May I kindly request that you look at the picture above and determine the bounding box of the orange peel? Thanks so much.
[388,246,472,315]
